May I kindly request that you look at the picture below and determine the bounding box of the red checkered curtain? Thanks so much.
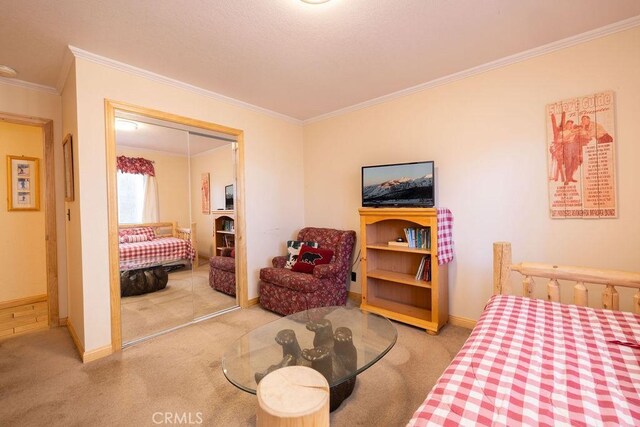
[117,156,155,176]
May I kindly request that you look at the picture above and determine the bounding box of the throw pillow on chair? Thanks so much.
[291,246,334,274]
[285,240,319,269]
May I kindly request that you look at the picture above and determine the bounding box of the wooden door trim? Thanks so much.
[0,112,59,326]
[104,100,248,352]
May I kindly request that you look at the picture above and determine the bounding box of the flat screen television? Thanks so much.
[225,184,234,210]
[362,161,435,207]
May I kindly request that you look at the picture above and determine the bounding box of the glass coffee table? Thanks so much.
[222,306,397,411]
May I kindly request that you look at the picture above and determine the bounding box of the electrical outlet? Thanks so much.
[351,271,356,282]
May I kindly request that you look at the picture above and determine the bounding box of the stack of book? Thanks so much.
[222,219,234,232]
[415,256,431,282]
[403,227,431,249]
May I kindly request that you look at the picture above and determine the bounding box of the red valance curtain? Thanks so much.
[117,156,155,177]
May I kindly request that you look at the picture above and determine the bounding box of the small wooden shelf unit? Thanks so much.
[359,208,448,334]
[212,210,235,256]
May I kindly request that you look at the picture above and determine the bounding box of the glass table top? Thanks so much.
[222,306,397,393]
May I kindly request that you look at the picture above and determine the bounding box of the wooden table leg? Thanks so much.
[257,366,329,426]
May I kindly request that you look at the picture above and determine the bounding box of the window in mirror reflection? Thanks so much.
[117,172,144,223]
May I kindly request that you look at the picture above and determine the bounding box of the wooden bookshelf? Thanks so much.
[359,208,449,334]
[212,210,235,256]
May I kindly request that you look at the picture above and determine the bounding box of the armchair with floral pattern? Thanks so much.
[259,227,356,315]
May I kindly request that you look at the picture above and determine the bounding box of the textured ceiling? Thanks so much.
[2,0,640,120]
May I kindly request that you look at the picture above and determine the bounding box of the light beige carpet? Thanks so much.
[0,305,470,426]
[121,263,236,343]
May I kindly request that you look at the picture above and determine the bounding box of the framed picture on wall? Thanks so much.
[225,184,234,210]
[62,134,74,202]
[201,173,210,213]
[6,155,40,211]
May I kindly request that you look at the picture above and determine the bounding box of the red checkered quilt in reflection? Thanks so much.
[408,295,640,426]
[119,237,195,269]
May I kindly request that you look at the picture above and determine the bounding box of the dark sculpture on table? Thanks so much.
[254,318,358,411]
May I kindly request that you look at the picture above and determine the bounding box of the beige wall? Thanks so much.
[0,82,67,318]
[116,146,190,228]
[190,144,235,257]
[72,57,305,351]
[61,64,84,342]
[303,27,640,320]
[0,122,46,301]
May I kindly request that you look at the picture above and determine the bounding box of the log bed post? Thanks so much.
[190,222,197,260]
[493,242,512,295]
[522,276,534,299]
[602,285,619,311]
[547,279,560,303]
[574,282,588,307]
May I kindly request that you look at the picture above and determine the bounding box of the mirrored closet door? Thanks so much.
[188,133,238,319]
[114,111,238,345]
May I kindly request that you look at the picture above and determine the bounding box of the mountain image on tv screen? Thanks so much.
[362,161,434,207]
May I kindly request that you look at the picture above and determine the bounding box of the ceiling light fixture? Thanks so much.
[115,119,139,131]
[301,0,331,4]
[0,65,18,78]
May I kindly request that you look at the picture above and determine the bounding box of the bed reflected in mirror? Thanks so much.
[114,112,238,344]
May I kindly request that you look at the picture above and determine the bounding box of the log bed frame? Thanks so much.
[118,221,197,257]
[493,241,640,314]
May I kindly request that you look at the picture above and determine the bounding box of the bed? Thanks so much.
[118,222,196,270]
[409,242,640,426]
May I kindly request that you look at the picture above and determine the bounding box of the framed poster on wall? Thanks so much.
[6,155,40,211]
[201,173,210,213]
[546,91,617,219]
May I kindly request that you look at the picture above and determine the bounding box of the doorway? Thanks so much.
[0,112,59,335]
[105,101,247,351]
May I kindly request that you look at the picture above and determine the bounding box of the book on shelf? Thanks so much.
[388,240,409,247]
[221,219,234,232]
[223,234,235,247]
[403,227,431,250]
[415,255,431,281]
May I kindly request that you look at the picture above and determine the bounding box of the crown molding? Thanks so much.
[68,46,303,126]
[56,48,75,93]
[0,76,57,95]
[304,15,640,125]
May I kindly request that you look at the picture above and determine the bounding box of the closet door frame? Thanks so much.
[105,100,247,352]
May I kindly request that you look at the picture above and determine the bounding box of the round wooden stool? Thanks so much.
[256,366,329,426]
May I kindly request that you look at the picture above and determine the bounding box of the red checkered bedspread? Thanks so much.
[119,237,195,269]
[409,295,640,426]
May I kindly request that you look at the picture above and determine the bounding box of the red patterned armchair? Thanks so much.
[209,249,236,296]
[259,227,356,315]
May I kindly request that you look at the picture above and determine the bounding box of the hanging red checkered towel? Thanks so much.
[436,208,454,265]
